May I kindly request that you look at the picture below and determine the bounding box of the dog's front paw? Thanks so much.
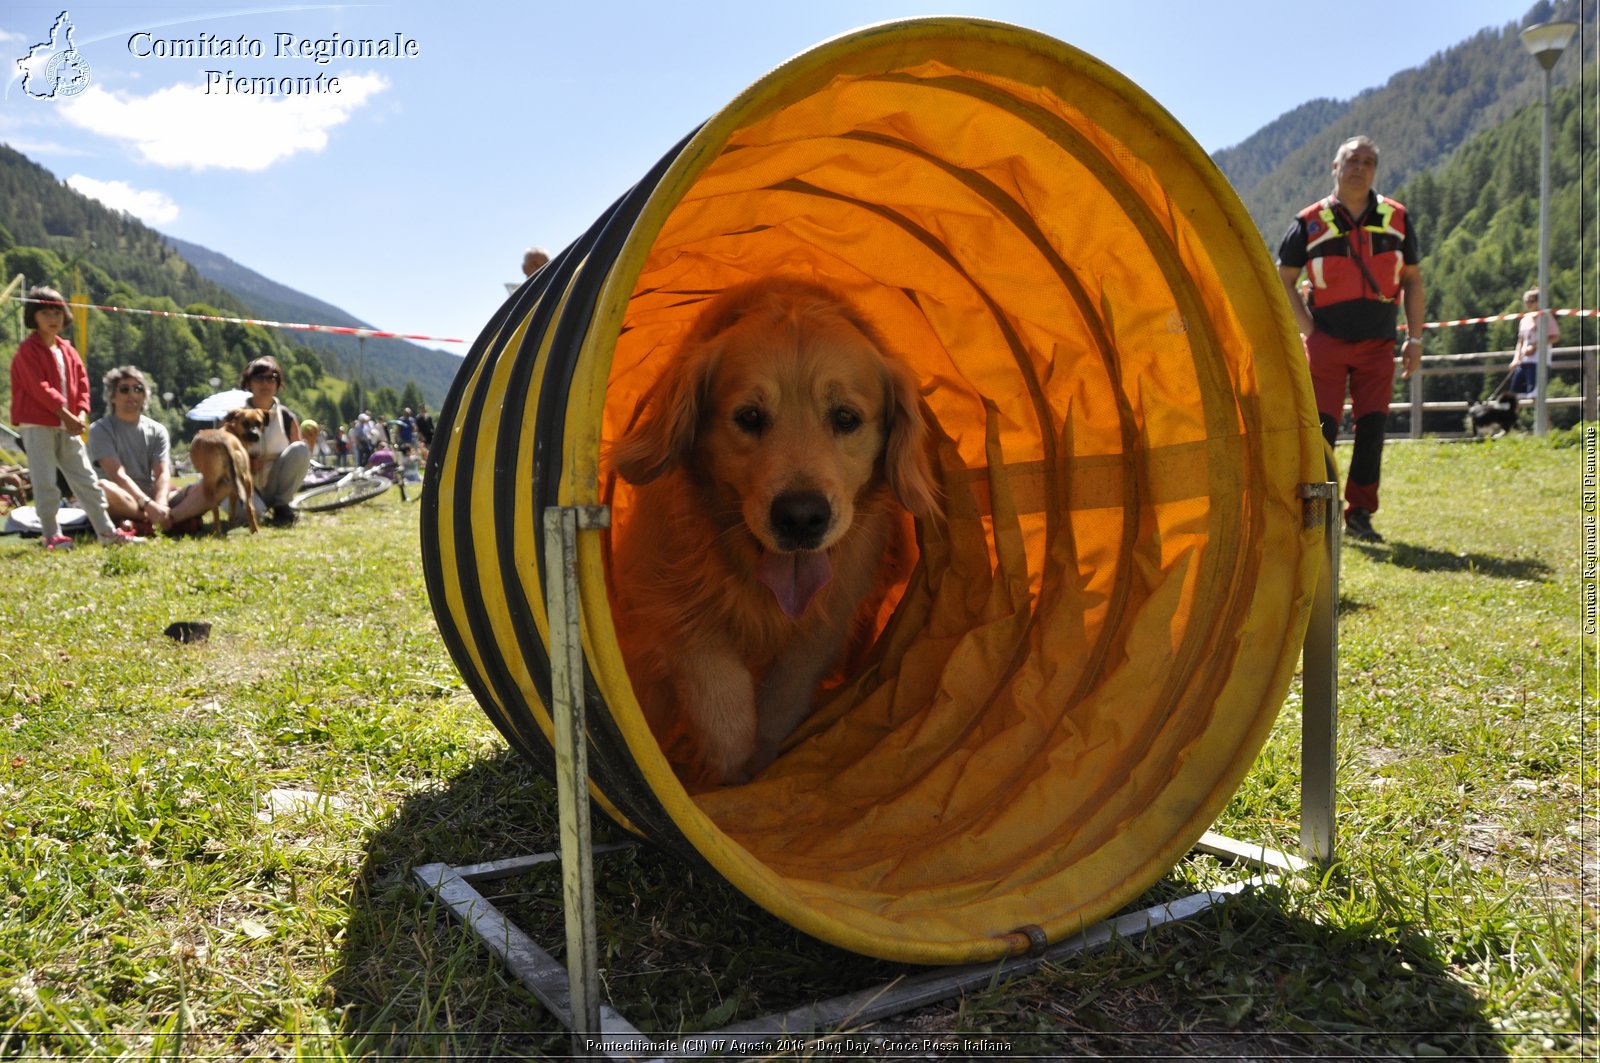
[696,739,757,788]
[673,651,757,788]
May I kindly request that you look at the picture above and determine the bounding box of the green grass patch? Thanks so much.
[0,435,1591,1060]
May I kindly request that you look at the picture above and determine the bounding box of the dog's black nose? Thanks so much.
[769,491,831,550]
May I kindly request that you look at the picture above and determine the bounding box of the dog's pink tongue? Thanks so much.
[757,550,833,620]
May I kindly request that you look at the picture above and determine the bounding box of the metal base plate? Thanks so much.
[414,833,1300,1061]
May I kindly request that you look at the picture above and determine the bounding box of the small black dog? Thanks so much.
[1467,391,1520,438]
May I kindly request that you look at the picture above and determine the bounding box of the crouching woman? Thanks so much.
[238,357,310,526]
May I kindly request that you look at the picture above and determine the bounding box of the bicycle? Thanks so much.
[290,458,408,513]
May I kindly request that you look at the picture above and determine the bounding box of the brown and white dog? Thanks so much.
[609,278,939,789]
[222,406,269,474]
[187,407,263,535]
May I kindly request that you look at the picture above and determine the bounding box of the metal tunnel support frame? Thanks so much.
[414,486,1340,1060]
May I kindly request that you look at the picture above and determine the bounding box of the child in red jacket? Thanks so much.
[10,287,141,547]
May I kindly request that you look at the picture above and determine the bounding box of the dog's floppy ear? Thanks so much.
[610,342,717,485]
[881,356,940,520]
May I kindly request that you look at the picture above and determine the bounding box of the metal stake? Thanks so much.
[1534,56,1554,436]
[1298,481,1340,864]
[543,504,612,1058]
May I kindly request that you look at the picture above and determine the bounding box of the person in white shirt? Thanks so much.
[1510,287,1561,399]
[237,357,310,527]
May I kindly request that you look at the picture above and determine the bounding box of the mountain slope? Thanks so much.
[1211,97,1352,203]
[1214,0,1592,239]
[0,143,255,316]
[162,236,462,409]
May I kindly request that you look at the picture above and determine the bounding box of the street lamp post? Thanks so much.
[1519,18,1577,436]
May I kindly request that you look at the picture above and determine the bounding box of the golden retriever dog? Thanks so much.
[609,277,939,789]
[188,413,260,535]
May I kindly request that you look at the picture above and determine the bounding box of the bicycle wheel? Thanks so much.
[291,474,390,512]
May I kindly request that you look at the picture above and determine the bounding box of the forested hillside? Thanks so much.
[1216,0,1592,241]
[1396,60,1595,363]
[0,146,253,319]
[1210,98,1352,204]
[0,145,435,438]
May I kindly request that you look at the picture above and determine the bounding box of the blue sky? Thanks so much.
[0,1,1538,360]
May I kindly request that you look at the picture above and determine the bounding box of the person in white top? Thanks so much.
[1510,287,1561,399]
[237,357,311,526]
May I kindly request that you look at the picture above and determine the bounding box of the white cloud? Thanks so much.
[0,134,91,157]
[57,72,389,172]
[65,175,180,226]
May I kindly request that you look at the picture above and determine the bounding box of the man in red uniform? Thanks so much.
[1278,136,1425,543]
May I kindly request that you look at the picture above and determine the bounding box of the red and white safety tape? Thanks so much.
[1421,307,1598,329]
[10,292,1595,341]
[9,293,465,345]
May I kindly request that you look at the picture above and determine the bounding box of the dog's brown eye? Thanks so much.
[733,407,767,435]
[831,407,863,434]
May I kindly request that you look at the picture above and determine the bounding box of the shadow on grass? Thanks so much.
[1337,593,1372,615]
[327,750,576,1059]
[1350,539,1553,581]
[330,751,1507,1060]
[995,881,1509,1060]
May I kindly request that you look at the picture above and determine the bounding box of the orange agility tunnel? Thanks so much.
[420,17,1327,965]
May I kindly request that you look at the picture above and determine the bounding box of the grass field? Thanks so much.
[0,431,1592,1061]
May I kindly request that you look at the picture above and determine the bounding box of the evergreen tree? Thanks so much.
[400,381,425,412]
[1393,60,1595,429]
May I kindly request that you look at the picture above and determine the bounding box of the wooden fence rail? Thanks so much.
[1336,345,1596,438]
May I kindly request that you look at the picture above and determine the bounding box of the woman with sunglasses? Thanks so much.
[88,365,173,532]
[88,366,230,537]
[238,356,310,526]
